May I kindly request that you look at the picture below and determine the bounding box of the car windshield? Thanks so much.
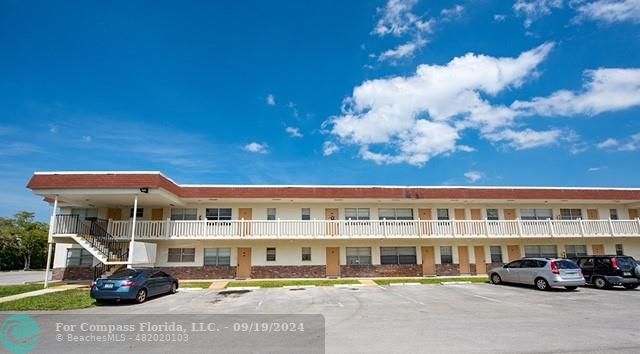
[108,269,143,279]
[555,260,579,269]
[616,257,637,270]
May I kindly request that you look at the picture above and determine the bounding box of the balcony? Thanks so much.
[52,215,640,240]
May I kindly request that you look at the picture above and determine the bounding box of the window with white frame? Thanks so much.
[301,208,311,221]
[490,246,503,263]
[130,207,144,218]
[205,208,232,221]
[524,245,557,258]
[520,209,553,220]
[66,249,93,267]
[378,208,413,220]
[171,208,198,220]
[266,247,276,261]
[267,208,277,221]
[346,247,371,265]
[559,209,582,220]
[301,247,311,261]
[440,246,453,264]
[345,208,370,220]
[437,209,450,220]
[610,209,619,220]
[70,208,98,220]
[487,209,499,221]
[204,248,231,266]
[565,245,587,258]
[168,248,195,262]
[380,247,416,264]
[616,244,624,256]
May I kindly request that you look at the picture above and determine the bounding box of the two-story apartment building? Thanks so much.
[27,171,640,281]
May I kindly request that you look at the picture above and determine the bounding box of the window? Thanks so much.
[301,208,311,221]
[168,248,195,262]
[521,259,546,268]
[205,208,232,221]
[204,248,231,266]
[345,208,370,220]
[610,209,619,220]
[440,246,453,264]
[130,208,144,218]
[65,249,93,267]
[490,246,503,263]
[70,208,98,220]
[437,209,450,220]
[381,247,416,264]
[565,245,587,258]
[379,208,413,220]
[506,260,523,268]
[520,209,553,220]
[266,248,276,261]
[301,247,311,261]
[267,208,276,221]
[151,271,169,278]
[487,209,499,221]
[171,208,198,220]
[560,209,582,220]
[524,245,558,258]
[578,258,594,267]
[616,244,624,256]
[346,247,371,265]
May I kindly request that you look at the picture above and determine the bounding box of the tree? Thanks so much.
[0,212,49,270]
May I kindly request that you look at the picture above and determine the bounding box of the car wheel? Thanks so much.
[623,284,638,290]
[490,273,502,285]
[170,282,178,294]
[135,288,147,304]
[593,277,610,290]
[535,277,549,291]
[565,286,578,291]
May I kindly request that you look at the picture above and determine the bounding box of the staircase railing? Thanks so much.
[93,262,125,280]
[56,215,130,263]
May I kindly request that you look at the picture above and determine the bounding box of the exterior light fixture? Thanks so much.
[139,187,149,194]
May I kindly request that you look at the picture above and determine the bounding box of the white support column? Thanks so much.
[44,195,58,288]
[127,195,138,268]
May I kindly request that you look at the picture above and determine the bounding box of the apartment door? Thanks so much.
[587,209,599,220]
[507,245,521,261]
[236,248,252,279]
[629,209,640,219]
[239,208,252,235]
[474,246,487,275]
[455,209,466,234]
[458,246,470,274]
[470,209,482,234]
[418,208,432,235]
[421,246,436,276]
[504,209,516,220]
[592,244,605,256]
[325,208,339,236]
[107,208,122,220]
[151,208,164,221]
[326,247,340,277]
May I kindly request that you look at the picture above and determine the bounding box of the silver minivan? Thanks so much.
[489,258,585,290]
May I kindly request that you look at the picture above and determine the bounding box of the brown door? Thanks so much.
[587,209,599,220]
[325,208,339,236]
[455,209,466,234]
[326,247,340,277]
[239,208,252,235]
[504,209,516,220]
[237,248,252,279]
[421,246,435,276]
[592,244,605,256]
[107,208,122,220]
[151,208,164,221]
[418,208,432,235]
[630,209,640,219]
[507,245,521,261]
[474,246,487,275]
[470,209,482,234]
[458,246,470,274]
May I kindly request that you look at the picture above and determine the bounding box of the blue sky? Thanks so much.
[1,0,640,220]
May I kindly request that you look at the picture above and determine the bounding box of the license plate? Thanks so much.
[624,272,632,276]
[104,283,114,289]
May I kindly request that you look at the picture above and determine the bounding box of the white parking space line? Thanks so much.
[472,294,501,303]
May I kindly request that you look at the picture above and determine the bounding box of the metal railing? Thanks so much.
[55,215,129,261]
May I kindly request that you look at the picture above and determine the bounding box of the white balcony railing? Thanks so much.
[53,217,640,240]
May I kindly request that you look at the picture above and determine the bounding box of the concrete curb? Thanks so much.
[334,284,365,288]
[223,286,261,290]
[283,285,317,289]
[441,281,473,285]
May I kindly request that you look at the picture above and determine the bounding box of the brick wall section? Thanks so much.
[340,264,422,277]
[250,266,326,278]
[436,263,461,276]
[52,267,93,280]
[157,266,236,279]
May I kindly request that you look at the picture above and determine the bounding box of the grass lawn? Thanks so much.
[0,283,65,298]
[0,289,95,311]
[374,277,489,286]
[226,279,360,288]
[180,282,213,288]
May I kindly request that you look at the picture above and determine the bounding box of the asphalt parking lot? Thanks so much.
[71,282,640,353]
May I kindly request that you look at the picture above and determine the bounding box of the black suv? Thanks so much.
[570,255,640,289]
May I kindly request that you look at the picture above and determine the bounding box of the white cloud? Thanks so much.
[378,38,427,62]
[494,14,507,21]
[285,126,303,138]
[243,142,269,154]
[484,128,563,149]
[322,141,339,156]
[574,0,640,24]
[512,68,640,116]
[588,166,603,171]
[326,43,554,166]
[513,0,563,27]
[372,0,433,37]
[441,5,465,21]
[287,101,299,118]
[464,170,483,183]
[266,94,276,106]
[48,124,57,134]
[597,133,640,151]
[596,137,619,149]
[82,135,92,143]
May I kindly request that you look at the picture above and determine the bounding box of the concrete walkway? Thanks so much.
[0,284,86,304]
